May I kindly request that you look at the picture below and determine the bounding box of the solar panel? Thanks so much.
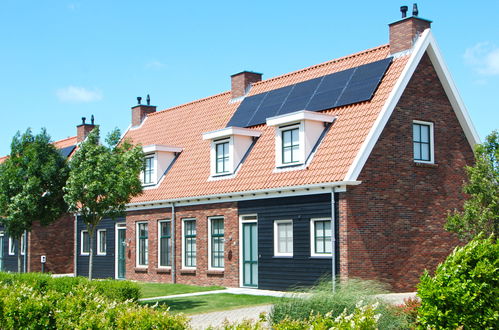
[227,57,392,128]
[59,145,76,158]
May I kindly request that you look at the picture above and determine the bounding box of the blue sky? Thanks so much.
[0,1,498,155]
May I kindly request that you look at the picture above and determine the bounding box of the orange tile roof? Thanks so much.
[124,44,410,203]
[0,136,78,163]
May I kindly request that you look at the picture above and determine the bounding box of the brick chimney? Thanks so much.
[76,115,96,143]
[389,4,431,54]
[131,95,156,127]
[231,71,262,99]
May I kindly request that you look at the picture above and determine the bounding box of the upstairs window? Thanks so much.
[141,145,183,186]
[143,155,154,185]
[215,140,230,174]
[281,126,300,164]
[413,121,434,163]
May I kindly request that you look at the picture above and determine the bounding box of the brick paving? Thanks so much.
[189,304,273,329]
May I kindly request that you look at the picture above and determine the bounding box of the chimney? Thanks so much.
[231,71,262,99]
[76,115,96,143]
[389,4,432,54]
[131,95,156,127]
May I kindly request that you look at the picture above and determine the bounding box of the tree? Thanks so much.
[64,127,143,279]
[446,130,499,241]
[0,128,68,272]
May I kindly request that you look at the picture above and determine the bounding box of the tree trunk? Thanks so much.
[17,237,22,273]
[88,226,95,280]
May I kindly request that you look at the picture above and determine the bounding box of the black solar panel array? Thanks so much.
[227,57,392,128]
[59,145,76,158]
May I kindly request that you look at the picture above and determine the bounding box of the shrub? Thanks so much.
[417,235,499,329]
[269,279,409,329]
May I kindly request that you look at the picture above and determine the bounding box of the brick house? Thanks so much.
[75,9,479,291]
[0,118,96,274]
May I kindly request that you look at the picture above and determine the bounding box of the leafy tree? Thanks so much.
[446,130,499,241]
[64,127,143,279]
[0,129,68,272]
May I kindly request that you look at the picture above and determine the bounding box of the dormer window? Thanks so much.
[141,145,183,186]
[203,127,262,178]
[267,110,336,168]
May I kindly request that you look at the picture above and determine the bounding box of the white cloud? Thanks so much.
[145,60,166,70]
[56,86,103,103]
[464,42,499,75]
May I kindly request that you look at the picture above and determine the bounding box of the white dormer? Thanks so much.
[202,127,261,177]
[141,145,183,186]
[266,110,336,168]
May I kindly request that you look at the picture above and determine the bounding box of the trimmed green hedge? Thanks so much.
[0,272,140,302]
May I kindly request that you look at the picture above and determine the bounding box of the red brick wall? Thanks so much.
[389,17,431,54]
[27,213,74,274]
[340,53,474,291]
[126,202,239,287]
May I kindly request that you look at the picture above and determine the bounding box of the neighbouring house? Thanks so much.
[75,7,479,292]
[0,118,96,274]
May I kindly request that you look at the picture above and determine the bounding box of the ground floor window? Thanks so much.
[97,229,107,255]
[81,230,90,255]
[137,222,148,267]
[8,236,15,255]
[183,219,196,268]
[158,220,172,267]
[209,217,224,269]
[310,219,332,256]
[274,220,293,256]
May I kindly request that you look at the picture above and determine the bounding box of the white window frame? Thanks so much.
[20,232,26,256]
[182,218,197,269]
[80,230,90,256]
[310,218,332,257]
[276,123,304,167]
[136,222,149,268]
[412,120,435,164]
[8,236,15,255]
[157,219,172,269]
[273,219,293,257]
[142,154,156,186]
[208,216,225,270]
[214,139,231,175]
[96,229,107,256]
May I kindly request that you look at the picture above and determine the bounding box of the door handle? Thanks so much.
[258,254,262,259]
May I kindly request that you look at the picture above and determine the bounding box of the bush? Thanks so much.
[0,272,140,302]
[269,279,409,329]
[417,235,499,329]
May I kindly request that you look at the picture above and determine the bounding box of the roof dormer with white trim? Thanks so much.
[141,144,183,187]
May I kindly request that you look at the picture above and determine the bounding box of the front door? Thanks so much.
[116,227,126,279]
[0,233,3,271]
[242,220,258,287]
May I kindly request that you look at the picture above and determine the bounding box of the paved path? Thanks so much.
[189,304,273,329]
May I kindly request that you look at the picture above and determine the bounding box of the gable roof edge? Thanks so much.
[344,29,480,182]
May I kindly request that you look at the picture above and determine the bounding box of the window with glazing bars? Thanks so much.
[159,221,172,267]
[137,223,148,266]
[413,123,431,161]
[97,229,106,255]
[282,127,299,164]
[143,156,154,184]
[275,220,293,255]
[81,231,90,254]
[210,218,224,268]
[215,141,229,174]
[313,220,332,254]
[184,220,196,267]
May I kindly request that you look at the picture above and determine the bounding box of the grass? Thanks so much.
[137,282,225,298]
[142,293,286,314]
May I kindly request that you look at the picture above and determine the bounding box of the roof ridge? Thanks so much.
[151,91,231,116]
[54,136,77,143]
[252,44,390,87]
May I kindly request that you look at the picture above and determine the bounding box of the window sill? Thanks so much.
[207,269,224,276]
[310,255,332,259]
[273,255,293,258]
[414,162,438,168]
[180,269,196,275]
[134,267,148,273]
[96,253,107,256]
[156,267,171,274]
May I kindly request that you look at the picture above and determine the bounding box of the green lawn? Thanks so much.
[138,282,225,298]
[142,293,285,314]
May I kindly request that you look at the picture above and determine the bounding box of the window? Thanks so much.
[413,121,434,163]
[8,237,15,255]
[20,233,26,256]
[158,220,172,267]
[183,219,196,268]
[97,229,107,255]
[282,127,300,164]
[143,156,155,184]
[311,219,332,256]
[274,220,293,256]
[137,223,148,267]
[209,217,224,269]
[81,230,90,255]
[215,141,230,174]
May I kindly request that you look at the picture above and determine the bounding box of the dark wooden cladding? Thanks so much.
[238,193,339,291]
[76,217,123,279]
[0,225,24,272]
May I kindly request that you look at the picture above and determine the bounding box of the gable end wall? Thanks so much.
[340,53,474,291]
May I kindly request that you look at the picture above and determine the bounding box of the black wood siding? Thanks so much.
[238,193,339,291]
[0,225,25,272]
[76,217,123,279]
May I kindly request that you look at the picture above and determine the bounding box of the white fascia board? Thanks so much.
[125,180,361,210]
[202,127,262,140]
[142,144,183,154]
[266,110,337,127]
[344,29,479,182]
